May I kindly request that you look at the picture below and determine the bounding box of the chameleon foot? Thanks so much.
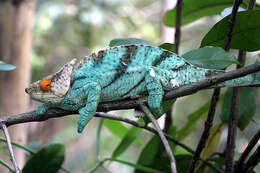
[36,104,51,115]
[77,107,95,133]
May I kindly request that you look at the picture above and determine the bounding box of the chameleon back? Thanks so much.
[71,45,216,101]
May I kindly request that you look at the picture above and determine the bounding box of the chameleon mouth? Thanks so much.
[25,87,31,94]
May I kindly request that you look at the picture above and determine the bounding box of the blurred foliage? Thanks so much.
[32,0,160,81]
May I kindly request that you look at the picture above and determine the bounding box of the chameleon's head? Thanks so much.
[25,59,77,104]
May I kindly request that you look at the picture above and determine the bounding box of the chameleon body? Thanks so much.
[25,44,260,133]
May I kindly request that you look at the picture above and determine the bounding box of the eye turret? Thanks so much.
[39,80,51,91]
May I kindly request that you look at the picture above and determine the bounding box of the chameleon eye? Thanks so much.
[39,80,51,91]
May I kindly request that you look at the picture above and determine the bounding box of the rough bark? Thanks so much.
[0,0,35,171]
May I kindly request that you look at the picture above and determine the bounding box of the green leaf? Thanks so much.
[201,10,260,51]
[112,127,142,158]
[105,158,164,173]
[177,93,225,140]
[182,47,239,70]
[137,153,193,173]
[201,123,224,159]
[135,136,161,171]
[164,0,247,27]
[220,87,258,130]
[177,102,210,140]
[104,119,128,139]
[109,38,153,47]
[136,134,193,173]
[0,61,16,71]
[176,155,193,173]
[196,156,225,173]
[159,43,175,53]
[22,144,65,173]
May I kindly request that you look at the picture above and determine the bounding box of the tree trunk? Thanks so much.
[0,0,35,171]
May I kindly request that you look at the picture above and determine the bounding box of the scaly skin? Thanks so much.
[26,45,260,133]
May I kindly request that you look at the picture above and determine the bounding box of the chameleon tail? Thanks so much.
[217,70,260,88]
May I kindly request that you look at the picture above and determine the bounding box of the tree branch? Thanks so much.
[140,105,177,173]
[242,145,260,172]
[225,0,253,172]
[188,88,220,172]
[174,0,182,54]
[234,129,260,172]
[96,112,222,173]
[0,123,20,173]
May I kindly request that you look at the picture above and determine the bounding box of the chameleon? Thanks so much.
[25,44,260,133]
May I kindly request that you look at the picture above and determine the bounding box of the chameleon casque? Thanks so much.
[25,43,260,133]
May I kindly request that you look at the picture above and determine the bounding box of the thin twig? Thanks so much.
[234,129,260,172]
[226,87,240,173]
[189,0,244,168]
[0,123,20,173]
[188,88,220,172]
[247,0,256,9]
[140,105,177,173]
[174,0,183,54]
[223,0,243,50]
[242,145,260,173]
[96,112,222,173]
[226,49,246,173]
[225,0,252,172]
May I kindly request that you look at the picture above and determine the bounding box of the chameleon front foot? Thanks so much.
[36,104,51,115]
[77,107,95,133]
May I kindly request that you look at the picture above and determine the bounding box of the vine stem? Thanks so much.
[140,104,177,173]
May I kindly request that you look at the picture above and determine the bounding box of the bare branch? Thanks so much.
[96,112,222,173]
[225,0,254,172]
[174,0,183,54]
[223,0,243,51]
[234,129,260,172]
[0,123,20,173]
[140,105,177,173]
[188,88,220,172]
[242,145,260,172]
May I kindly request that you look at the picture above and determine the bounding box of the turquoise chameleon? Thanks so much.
[25,42,260,133]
